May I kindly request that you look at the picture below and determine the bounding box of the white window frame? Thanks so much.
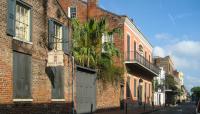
[54,22,63,51]
[68,6,77,18]
[102,33,113,52]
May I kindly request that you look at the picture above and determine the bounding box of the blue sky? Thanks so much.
[99,0,200,91]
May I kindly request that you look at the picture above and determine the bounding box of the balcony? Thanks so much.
[125,51,159,76]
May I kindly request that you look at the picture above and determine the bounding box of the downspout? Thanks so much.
[71,56,75,114]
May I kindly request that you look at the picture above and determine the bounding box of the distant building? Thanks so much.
[154,67,166,106]
[154,56,174,75]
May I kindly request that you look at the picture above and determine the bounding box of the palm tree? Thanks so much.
[70,17,123,84]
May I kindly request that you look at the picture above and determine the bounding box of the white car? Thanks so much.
[197,100,200,114]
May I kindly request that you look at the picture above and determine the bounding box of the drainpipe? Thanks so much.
[71,56,75,114]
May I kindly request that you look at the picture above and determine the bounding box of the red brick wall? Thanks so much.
[60,0,125,110]
[0,0,73,113]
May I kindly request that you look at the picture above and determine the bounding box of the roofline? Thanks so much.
[80,0,122,18]
[79,0,153,49]
[123,16,153,48]
[123,16,153,51]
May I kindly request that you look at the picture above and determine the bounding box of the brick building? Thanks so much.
[154,56,174,75]
[60,0,159,112]
[0,0,73,113]
[60,0,125,112]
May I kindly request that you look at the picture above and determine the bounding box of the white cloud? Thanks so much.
[153,46,165,57]
[169,40,200,57]
[154,33,180,43]
[154,39,200,69]
[155,33,171,40]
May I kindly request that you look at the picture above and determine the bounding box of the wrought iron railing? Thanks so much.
[125,51,159,74]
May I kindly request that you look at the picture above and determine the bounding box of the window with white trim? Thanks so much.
[54,23,63,50]
[15,3,31,42]
[68,7,77,18]
[102,33,113,52]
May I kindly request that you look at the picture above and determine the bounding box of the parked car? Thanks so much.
[196,100,200,114]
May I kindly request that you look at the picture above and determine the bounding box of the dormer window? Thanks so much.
[68,6,77,18]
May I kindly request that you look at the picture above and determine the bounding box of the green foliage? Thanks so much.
[191,86,200,98]
[191,86,200,93]
[70,18,123,84]
[165,74,178,91]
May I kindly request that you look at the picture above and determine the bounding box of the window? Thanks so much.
[126,77,131,98]
[48,19,68,53]
[68,7,77,18]
[15,2,31,42]
[54,23,63,50]
[102,33,113,43]
[134,79,137,97]
[149,84,151,97]
[51,67,64,99]
[139,44,143,55]
[13,51,31,99]
[102,33,113,52]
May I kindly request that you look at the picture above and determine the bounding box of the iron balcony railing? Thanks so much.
[125,51,159,75]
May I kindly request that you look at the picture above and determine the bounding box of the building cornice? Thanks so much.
[124,17,153,51]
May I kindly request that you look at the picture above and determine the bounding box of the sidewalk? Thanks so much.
[94,106,163,114]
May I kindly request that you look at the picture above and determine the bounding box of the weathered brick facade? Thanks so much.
[60,0,125,111]
[0,0,73,113]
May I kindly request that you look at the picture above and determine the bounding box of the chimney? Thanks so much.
[87,0,99,19]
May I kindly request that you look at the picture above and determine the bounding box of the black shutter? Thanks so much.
[7,0,16,36]
[52,66,64,99]
[62,25,69,53]
[13,52,31,99]
[48,19,55,50]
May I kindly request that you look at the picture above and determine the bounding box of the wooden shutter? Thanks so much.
[52,66,64,99]
[127,35,130,60]
[48,19,55,50]
[7,0,16,36]
[134,79,137,97]
[13,52,31,99]
[62,25,69,53]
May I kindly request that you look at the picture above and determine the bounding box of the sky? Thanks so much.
[99,0,200,92]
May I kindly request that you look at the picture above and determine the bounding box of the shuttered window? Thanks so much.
[51,66,64,99]
[7,0,32,41]
[13,51,32,99]
[48,20,69,53]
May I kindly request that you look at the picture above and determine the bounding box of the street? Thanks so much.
[150,102,196,114]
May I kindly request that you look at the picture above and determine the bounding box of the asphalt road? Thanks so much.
[150,102,196,114]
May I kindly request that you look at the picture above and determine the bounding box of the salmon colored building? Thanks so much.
[122,17,159,108]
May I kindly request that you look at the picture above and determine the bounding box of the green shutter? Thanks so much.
[48,19,55,50]
[62,25,69,53]
[7,0,16,36]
